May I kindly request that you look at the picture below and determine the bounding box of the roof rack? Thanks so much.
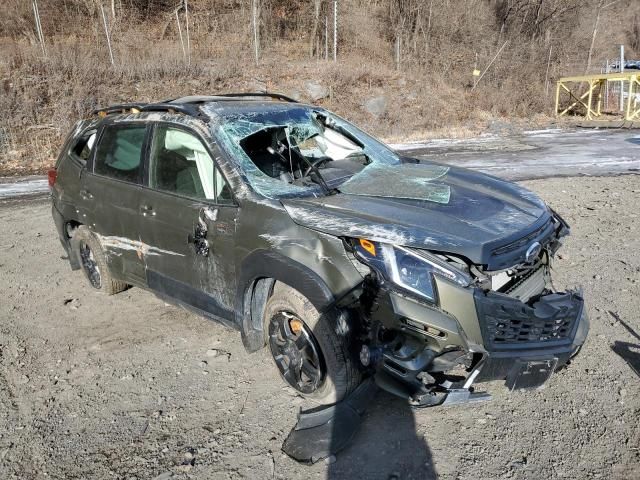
[164,92,300,104]
[92,102,210,121]
[92,92,298,120]
[92,103,147,116]
[213,92,299,103]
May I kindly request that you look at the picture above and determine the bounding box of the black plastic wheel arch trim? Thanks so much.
[236,249,336,352]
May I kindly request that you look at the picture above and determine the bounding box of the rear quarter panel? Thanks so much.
[52,119,101,224]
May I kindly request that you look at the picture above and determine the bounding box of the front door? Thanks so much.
[138,123,238,323]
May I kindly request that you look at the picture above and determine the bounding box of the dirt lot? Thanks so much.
[0,175,639,480]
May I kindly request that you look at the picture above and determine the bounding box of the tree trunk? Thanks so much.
[585,1,603,74]
[310,0,322,58]
[252,0,260,65]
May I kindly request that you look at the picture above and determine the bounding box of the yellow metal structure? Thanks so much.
[555,72,640,121]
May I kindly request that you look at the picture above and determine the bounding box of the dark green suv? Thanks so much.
[50,94,588,407]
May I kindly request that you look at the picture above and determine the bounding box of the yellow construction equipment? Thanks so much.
[555,72,640,121]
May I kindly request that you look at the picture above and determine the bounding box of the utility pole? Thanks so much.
[333,1,337,62]
[620,44,624,112]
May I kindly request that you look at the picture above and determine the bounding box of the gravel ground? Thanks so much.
[0,175,639,480]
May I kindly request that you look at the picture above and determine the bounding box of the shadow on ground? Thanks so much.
[272,294,438,478]
[610,313,640,378]
[326,392,436,479]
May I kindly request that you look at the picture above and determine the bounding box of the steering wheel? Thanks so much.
[302,157,331,177]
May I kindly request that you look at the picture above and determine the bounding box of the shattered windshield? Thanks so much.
[214,105,450,203]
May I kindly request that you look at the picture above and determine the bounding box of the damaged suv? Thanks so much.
[50,94,588,407]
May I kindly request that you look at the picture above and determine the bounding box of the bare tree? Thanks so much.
[310,0,322,58]
[586,0,622,73]
[585,0,605,74]
[252,0,261,64]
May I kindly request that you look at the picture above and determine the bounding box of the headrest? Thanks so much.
[164,129,207,154]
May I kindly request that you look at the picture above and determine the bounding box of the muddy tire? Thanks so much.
[264,283,361,405]
[74,226,127,295]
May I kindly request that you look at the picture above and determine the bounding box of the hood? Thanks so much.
[281,163,554,270]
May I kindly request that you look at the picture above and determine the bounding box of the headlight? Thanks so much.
[351,239,471,303]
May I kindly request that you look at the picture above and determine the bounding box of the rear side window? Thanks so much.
[94,125,146,184]
[70,130,96,163]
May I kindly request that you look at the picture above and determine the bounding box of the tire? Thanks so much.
[264,282,361,405]
[74,226,128,295]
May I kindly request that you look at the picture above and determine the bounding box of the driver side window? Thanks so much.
[149,126,233,204]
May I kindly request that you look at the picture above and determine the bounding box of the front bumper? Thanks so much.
[473,289,589,388]
[369,284,589,402]
[475,306,588,389]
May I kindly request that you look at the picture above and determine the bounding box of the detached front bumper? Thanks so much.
[473,289,588,389]
[368,284,589,405]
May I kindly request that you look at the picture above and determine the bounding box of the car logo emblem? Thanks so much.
[525,241,542,263]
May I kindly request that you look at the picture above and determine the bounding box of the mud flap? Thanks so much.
[282,378,378,464]
[68,232,82,270]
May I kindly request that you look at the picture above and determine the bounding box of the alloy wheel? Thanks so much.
[268,311,325,394]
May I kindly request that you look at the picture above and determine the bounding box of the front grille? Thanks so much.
[475,291,583,350]
[487,309,574,344]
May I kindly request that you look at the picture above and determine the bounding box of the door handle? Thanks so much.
[79,189,93,200]
[140,204,156,216]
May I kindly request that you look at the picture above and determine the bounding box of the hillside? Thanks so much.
[1,0,639,174]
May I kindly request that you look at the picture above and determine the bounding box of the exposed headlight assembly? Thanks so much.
[350,239,471,303]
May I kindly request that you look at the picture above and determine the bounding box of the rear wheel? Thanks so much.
[74,226,128,295]
[264,283,361,405]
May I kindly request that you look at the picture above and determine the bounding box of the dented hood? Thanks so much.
[281,164,553,270]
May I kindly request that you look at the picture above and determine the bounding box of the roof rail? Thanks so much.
[139,102,208,119]
[92,103,147,116]
[214,92,299,103]
[93,102,209,121]
[92,92,298,120]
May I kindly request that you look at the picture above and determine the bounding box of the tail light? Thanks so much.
[48,168,57,188]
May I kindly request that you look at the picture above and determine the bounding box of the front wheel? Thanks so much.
[264,283,361,405]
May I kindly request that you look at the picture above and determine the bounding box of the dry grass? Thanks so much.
[2,0,638,175]
[0,37,557,175]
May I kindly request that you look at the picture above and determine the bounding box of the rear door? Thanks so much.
[80,121,149,285]
[138,123,238,323]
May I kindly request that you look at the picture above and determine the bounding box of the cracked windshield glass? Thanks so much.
[215,106,450,203]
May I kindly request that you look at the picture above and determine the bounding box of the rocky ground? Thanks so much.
[0,175,639,480]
